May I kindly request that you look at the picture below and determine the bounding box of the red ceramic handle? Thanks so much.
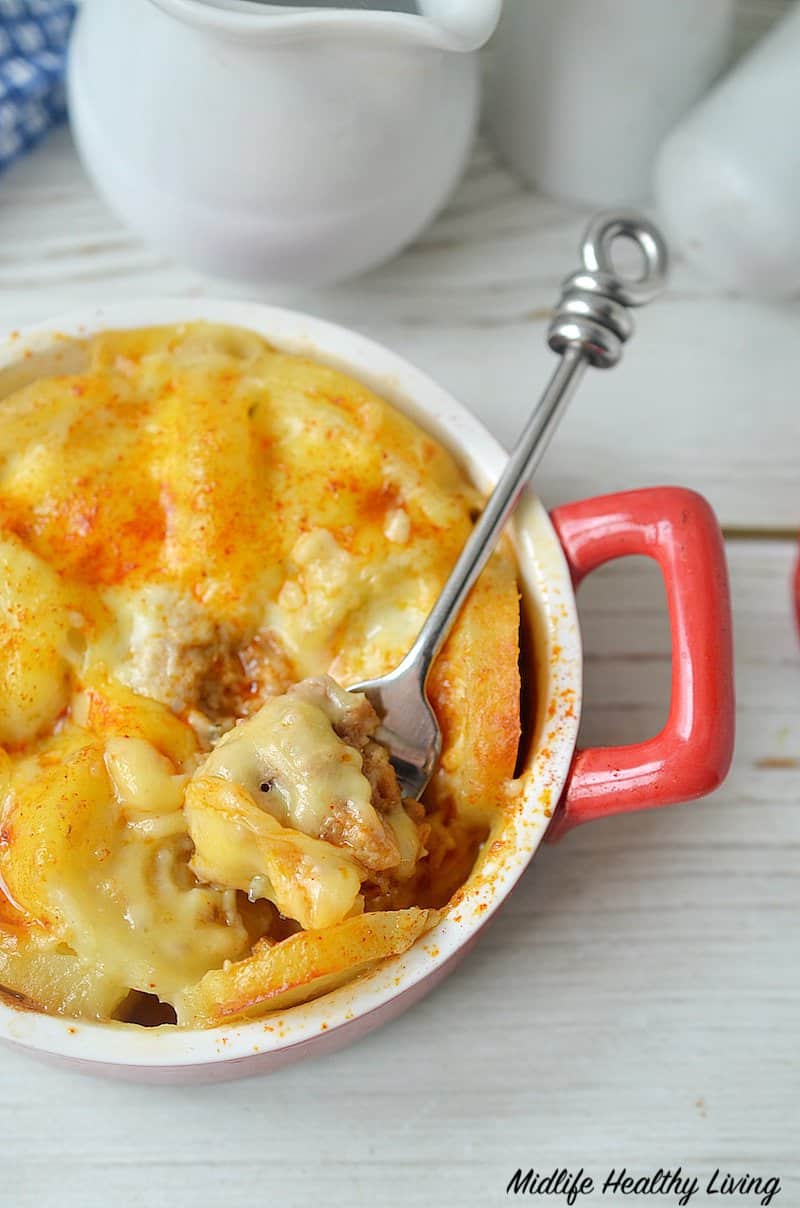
[546,487,734,841]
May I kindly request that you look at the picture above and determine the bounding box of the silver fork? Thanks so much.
[352,211,669,799]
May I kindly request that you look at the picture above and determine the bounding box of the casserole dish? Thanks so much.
[0,299,735,1081]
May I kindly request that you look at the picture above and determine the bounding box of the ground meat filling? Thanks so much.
[326,690,403,816]
[287,677,418,872]
[360,741,404,816]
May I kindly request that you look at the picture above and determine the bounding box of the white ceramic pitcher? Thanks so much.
[68,1,501,285]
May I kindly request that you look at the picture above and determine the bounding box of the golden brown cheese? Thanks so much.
[0,323,521,1027]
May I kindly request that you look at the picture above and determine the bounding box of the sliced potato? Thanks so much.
[0,734,249,1013]
[0,533,73,746]
[0,741,115,929]
[73,673,198,766]
[185,775,364,930]
[199,682,399,869]
[103,735,185,814]
[0,928,126,1021]
[427,547,521,826]
[178,906,436,1027]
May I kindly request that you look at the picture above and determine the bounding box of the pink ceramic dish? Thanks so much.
[0,300,735,1082]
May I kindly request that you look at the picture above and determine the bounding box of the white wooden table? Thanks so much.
[2,103,799,1208]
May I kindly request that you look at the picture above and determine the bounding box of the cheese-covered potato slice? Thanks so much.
[200,678,403,868]
[73,674,199,765]
[186,678,426,929]
[0,730,248,1014]
[0,534,73,746]
[178,907,436,1026]
[0,738,115,932]
[428,551,522,828]
[186,776,365,931]
[0,921,127,1021]
[0,323,521,1027]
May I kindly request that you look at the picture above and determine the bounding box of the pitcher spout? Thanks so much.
[150,0,502,52]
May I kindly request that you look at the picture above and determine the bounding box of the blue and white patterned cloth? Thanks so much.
[0,0,76,174]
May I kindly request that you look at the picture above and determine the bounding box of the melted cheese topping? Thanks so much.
[200,679,401,856]
[0,324,521,1026]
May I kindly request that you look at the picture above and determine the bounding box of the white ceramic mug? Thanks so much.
[485,0,735,206]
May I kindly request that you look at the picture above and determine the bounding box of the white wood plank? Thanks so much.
[1,128,798,531]
[3,540,797,1208]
